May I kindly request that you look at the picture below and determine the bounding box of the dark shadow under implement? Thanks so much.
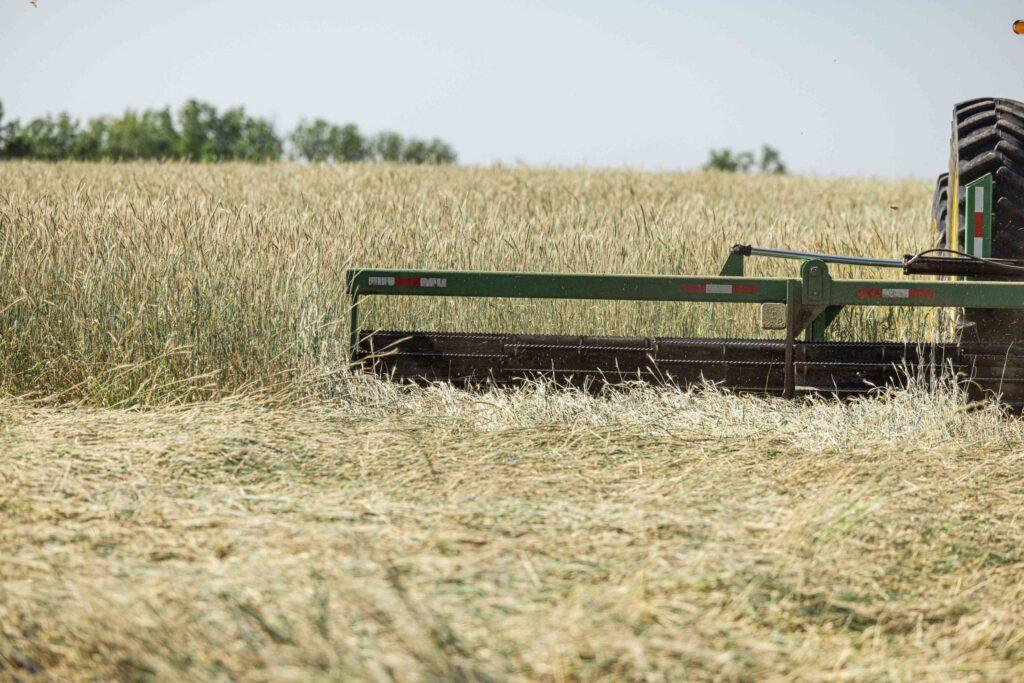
[354,330,1024,404]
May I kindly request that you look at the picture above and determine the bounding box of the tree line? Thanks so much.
[704,145,786,174]
[0,99,457,164]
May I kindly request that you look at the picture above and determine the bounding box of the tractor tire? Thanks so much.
[950,97,1024,342]
[932,172,949,248]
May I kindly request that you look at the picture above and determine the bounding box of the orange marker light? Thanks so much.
[1015,19,1024,34]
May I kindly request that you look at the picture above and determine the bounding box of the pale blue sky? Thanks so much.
[1,1,1022,177]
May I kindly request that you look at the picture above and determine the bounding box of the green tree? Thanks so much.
[105,108,179,160]
[399,137,456,165]
[2,118,30,158]
[104,112,142,159]
[328,123,368,162]
[176,101,281,162]
[0,99,452,164]
[70,117,109,160]
[289,119,333,162]
[210,106,244,161]
[11,114,81,160]
[236,116,283,162]
[401,137,429,164]
[142,108,180,159]
[758,145,787,174]
[425,138,456,164]
[704,148,754,173]
[704,145,785,174]
[373,131,405,162]
[177,99,219,161]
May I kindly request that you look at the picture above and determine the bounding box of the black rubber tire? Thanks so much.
[950,98,1024,342]
[932,172,949,248]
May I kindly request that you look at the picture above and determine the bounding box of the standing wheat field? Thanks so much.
[3,162,1024,681]
[0,162,940,404]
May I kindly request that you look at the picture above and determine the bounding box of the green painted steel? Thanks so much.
[718,251,745,276]
[827,279,1024,308]
[799,260,831,305]
[346,266,1024,310]
[808,305,844,341]
[345,259,1024,357]
[347,269,788,303]
[964,173,993,260]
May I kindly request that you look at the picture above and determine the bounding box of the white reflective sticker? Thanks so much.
[368,276,395,286]
[705,284,733,294]
[881,288,909,298]
[420,277,447,288]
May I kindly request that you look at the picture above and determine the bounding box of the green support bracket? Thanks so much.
[964,173,993,261]
[800,259,831,305]
[719,249,745,276]
[799,260,840,341]
[809,306,844,341]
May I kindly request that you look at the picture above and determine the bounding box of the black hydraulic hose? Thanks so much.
[903,248,1024,274]
[734,244,903,268]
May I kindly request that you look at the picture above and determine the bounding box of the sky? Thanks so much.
[1,0,1022,178]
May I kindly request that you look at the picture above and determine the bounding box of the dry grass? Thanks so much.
[3,381,1024,680]
[4,162,1024,680]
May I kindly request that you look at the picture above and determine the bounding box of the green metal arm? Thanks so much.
[347,269,786,303]
[346,264,1024,309]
